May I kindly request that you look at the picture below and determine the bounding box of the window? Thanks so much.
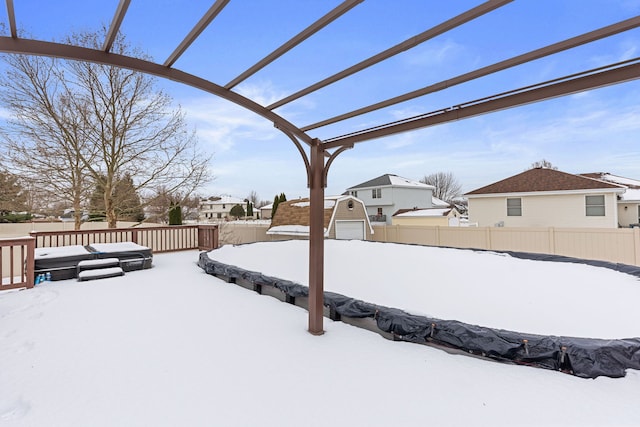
[350,190,358,197]
[586,195,605,216]
[377,208,383,216]
[347,200,354,210]
[372,188,382,199]
[506,198,521,216]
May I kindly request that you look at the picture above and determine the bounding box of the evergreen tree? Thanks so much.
[0,171,28,221]
[279,193,287,203]
[168,202,182,225]
[246,200,253,217]
[229,204,245,220]
[272,194,280,217]
[89,173,144,222]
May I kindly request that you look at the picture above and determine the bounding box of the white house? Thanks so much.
[580,172,640,227]
[465,168,626,228]
[259,203,273,220]
[345,174,438,225]
[199,196,254,221]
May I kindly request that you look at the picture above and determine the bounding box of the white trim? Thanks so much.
[466,188,624,199]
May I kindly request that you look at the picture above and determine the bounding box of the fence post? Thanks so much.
[25,237,35,289]
[548,227,556,255]
[485,227,492,250]
[634,227,640,266]
[131,229,138,244]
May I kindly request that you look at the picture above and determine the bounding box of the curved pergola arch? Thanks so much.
[2,0,640,334]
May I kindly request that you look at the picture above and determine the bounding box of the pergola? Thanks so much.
[1,0,639,334]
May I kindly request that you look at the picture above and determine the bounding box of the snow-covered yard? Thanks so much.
[1,241,640,426]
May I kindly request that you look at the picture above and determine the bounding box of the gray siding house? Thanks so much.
[345,174,440,224]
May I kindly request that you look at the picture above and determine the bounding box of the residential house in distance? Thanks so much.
[259,203,273,220]
[267,195,373,240]
[345,174,438,225]
[199,196,254,221]
[465,167,626,228]
[580,172,640,227]
[392,206,462,227]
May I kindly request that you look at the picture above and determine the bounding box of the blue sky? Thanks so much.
[3,0,640,203]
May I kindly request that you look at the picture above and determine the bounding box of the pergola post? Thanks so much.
[308,138,325,335]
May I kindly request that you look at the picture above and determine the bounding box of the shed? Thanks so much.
[267,195,373,240]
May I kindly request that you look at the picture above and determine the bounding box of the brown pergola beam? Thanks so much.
[103,0,131,52]
[163,0,230,67]
[225,0,364,90]
[5,0,16,38]
[322,59,640,149]
[0,36,313,146]
[267,0,513,110]
[302,15,640,131]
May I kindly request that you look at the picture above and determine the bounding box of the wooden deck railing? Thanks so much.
[0,225,217,289]
[0,237,35,290]
[29,225,219,253]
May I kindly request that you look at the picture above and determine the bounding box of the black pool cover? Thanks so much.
[198,246,640,379]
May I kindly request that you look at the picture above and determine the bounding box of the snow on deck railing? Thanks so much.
[0,236,35,290]
[29,225,219,254]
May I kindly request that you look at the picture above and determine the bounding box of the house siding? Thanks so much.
[618,202,640,226]
[357,186,434,224]
[468,192,619,228]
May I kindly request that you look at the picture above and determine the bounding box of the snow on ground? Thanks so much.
[1,244,640,426]
[210,240,640,339]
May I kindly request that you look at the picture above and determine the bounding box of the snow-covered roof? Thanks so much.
[202,196,246,205]
[266,225,327,236]
[621,188,640,202]
[260,203,273,210]
[432,196,450,207]
[291,200,336,209]
[394,208,452,218]
[580,172,640,202]
[347,174,434,190]
[581,172,640,188]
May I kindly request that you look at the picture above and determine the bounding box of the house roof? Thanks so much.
[580,172,640,189]
[393,208,453,217]
[347,174,433,190]
[268,195,370,236]
[465,167,625,196]
[580,172,640,202]
[202,196,246,205]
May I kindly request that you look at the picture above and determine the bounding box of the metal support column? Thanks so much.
[308,139,325,335]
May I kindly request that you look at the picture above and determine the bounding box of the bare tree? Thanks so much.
[0,29,212,228]
[0,54,95,229]
[529,159,558,170]
[247,190,260,207]
[420,172,463,203]
[145,187,200,224]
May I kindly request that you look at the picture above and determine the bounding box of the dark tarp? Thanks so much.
[197,246,640,379]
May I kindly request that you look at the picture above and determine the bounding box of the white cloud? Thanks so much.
[403,39,465,67]
[181,95,280,153]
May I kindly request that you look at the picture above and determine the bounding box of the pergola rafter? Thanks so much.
[1,0,639,335]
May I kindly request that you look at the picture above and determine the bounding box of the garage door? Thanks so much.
[335,220,365,240]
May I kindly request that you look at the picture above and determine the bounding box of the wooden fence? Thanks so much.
[213,222,640,267]
[1,225,218,289]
